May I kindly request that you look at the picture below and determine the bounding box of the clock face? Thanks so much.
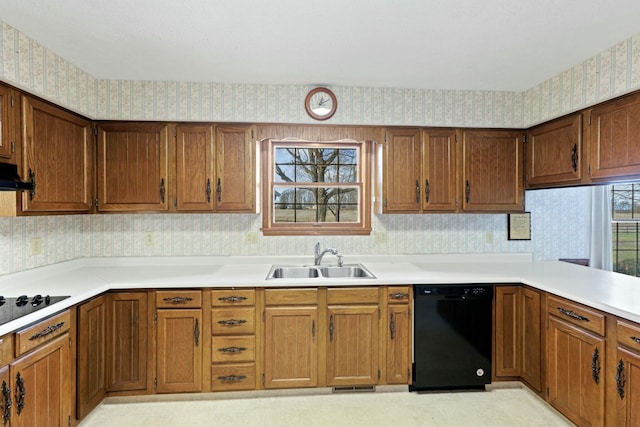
[305,88,337,120]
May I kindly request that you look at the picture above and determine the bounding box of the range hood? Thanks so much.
[0,162,34,191]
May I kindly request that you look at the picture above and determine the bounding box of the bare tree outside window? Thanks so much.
[612,183,640,276]
[273,146,359,223]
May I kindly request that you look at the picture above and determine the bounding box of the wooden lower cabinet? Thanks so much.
[386,304,410,384]
[0,365,10,425]
[107,292,148,393]
[77,295,107,419]
[614,347,640,427]
[264,306,318,388]
[10,334,72,427]
[156,309,203,393]
[547,316,605,427]
[326,303,379,387]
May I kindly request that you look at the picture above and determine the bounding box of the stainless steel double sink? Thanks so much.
[266,264,375,280]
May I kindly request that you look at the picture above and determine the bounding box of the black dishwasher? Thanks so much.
[411,284,493,391]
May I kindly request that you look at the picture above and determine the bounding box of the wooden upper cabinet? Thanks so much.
[175,124,214,211]
[462,130,524,212]
[383,128,457,213]
[526,113,583,188]
[21,96,94,213]
[0,84,17,160]
[588,91,640,181]
[422,129,457,212]
[383,128,422,212]
[214,125,255,212]
[97,122,169,212]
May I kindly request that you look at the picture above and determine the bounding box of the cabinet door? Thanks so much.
[422,129,457,212]
[614,347,640,427]
[10,334,71,427]
[520,287,542,392]
[97,122,169,211]
[107,292,148,392]
[494,286,520,377]
[547,316,605,427]
[462,130,523,212]
[214,125,254,212]
[0,365,10,425]
[77,295,107,420]
[383,128,421,212]
[386,304,410,384]
[0,84,17,160]
[22,96,94,213]
[326,305,379,386]
[588,92,640,181]
[526,114,582,188]
[175,124,214,211]
[156,309,202,393]
[264,306,318,389]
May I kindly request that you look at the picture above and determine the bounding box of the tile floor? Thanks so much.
[78,384,574,427]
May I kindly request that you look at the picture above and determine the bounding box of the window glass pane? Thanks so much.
[273,186,359,223]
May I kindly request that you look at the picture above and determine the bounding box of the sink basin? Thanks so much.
[268,266,320,279]
[266,264,375,280]
[319,265,375,278]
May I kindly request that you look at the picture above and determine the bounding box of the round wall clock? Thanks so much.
[304,87,337,121]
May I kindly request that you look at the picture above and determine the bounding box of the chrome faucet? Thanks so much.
[314,242,343,266]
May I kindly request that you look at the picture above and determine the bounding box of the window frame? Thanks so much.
[611,182,640,276]
[260,138,372,236]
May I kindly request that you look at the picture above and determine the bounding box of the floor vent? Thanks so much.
[332,385,375,393]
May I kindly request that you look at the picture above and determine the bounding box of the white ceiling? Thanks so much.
[2,0,640,92]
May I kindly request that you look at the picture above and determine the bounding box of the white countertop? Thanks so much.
[2,253,640,335]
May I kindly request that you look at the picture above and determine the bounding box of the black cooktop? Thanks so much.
[0,295,70,326]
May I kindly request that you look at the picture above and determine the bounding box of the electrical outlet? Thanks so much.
[145,232,155,247]
[485,232,494,243]
[245,232,258,244]
[374,231,387,244]
[30,237,42,255]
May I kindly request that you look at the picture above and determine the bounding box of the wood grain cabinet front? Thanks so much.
[264,288,319,389]
[0,83,18,161]
[547,295,606,427]
[21,96,94,213]
[155,290,203,393]
[461,130,524,212]
[612,320,640,427]
[211,289,257,392]
[385,286,412,385]
[383,128,458,213]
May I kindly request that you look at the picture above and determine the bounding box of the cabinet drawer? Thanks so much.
[212,308,255,335]
[15,310,71,357]
[617,319,640,351]
[212,336,255,363]
[0,334,13,367]
[327,287,379,304]
[387,286,411,303]
[156,290,202,308]
[211,289,255,307]
[211,363,256,391]
[548,295,605,336]
[265,288,318,305]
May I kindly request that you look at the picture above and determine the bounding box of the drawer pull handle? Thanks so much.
[631,336,640,344]
[163,296,194,304]
[218,296,248,303]
[616,359,626,399]
[1,380,11,424]
[591,347,600,385]
[206,178,212,203]
[389,292,409,300]
[15,373,25,415]
[217,375,246,383]
[557,307,590,322]
[29,321,65,340]
[217,319,247,327]
[218,346,247,354]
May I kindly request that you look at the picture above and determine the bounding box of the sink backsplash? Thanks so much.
[0,187,590,276]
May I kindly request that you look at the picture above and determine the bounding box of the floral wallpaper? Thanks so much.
[0,20,622,275]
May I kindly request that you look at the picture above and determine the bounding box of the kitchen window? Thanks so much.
[612,183,640,276]
[261,139,372,236]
